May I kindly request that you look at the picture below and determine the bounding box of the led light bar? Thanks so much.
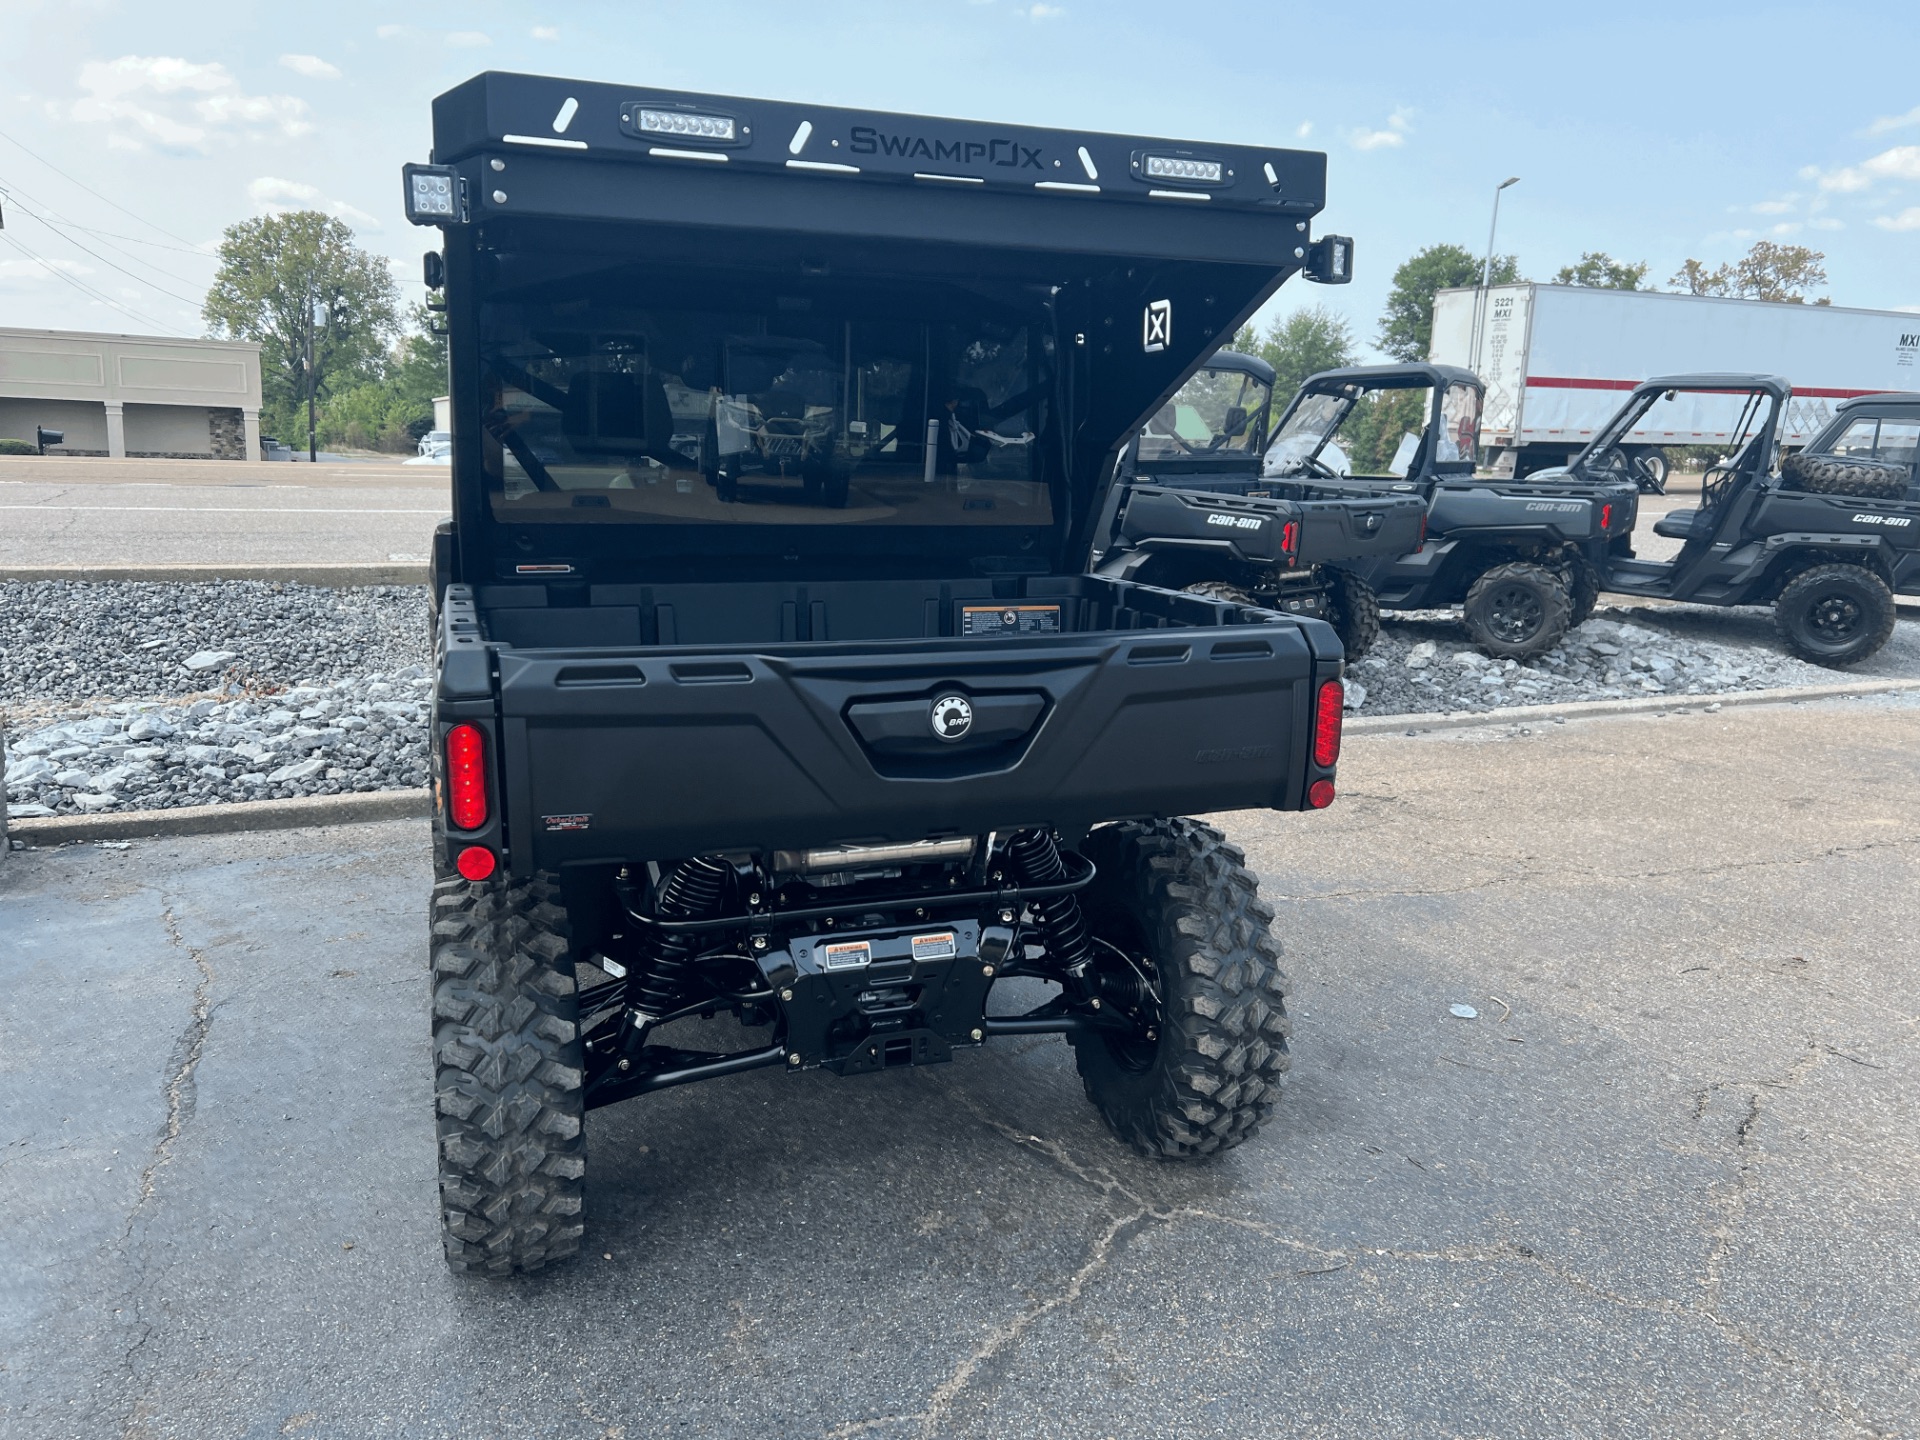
[1142,154,1223,185]
[637,107,736,142]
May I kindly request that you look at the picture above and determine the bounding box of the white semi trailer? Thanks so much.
[1429,283,1920,480]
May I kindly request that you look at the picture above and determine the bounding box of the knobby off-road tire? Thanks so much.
[1071,820,1291,1160]
[430,870,587,1276]
[1462,561,1573,660]
[1772,563,1897,667]
[1781,451,1909,500]
[1322,566,1381,659]
[1182,580,1256,606]
[1567,555,1602,630]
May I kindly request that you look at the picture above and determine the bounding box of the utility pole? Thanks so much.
[306,299,320,463]
[1468,176,1520,373]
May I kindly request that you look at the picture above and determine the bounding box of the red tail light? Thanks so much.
[1281,520,1299,560]
[1308,779,1337,809]
[1312,680,1343,767]
[445,723,489,831]
[1600,502,1613,530]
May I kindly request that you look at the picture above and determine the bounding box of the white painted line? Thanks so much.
[0,505,446,515]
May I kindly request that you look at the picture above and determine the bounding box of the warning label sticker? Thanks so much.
[910,932,958,961]
[961,605,1062,637]
[821,941,873,971]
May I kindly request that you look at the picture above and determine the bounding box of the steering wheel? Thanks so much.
[1628,451,1666,494]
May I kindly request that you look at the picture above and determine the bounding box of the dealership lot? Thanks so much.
[5,694,1916,1439]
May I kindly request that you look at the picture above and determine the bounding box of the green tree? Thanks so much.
[318,308,449,451]
[1553,252,1648,290]
[1253,305,1357,399]
[1668,241,1828,303]
[202,211,401,444]
[1379,243,1521,362]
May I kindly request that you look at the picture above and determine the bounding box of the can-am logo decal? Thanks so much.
[1524,501,1584,513]
[1143,300,1171,354]
[1853,513,1912,527]
[1206,513,1263,531]
[847,126,1044,169]
[930,693,974,740]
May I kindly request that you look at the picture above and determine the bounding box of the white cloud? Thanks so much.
[1816,144,1920,192]
[530,25,560,40]
[247,176,381,229]
[1017,3,1065,17]
[1769,221,1801,235]
[376,24,407,39]
[1296,121,1313,139]
[1349,108,1412,151]
[1866,105,1920,136]
[0,256,93,282]
[1874,207,1920,232]
[70,56,313,151]
[446,31,493,47]
[279,54,341,80]
[1749,198,1795,214]
[1809,216,1845,231]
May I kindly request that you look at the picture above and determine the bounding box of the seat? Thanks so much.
[1652,507,1699,540]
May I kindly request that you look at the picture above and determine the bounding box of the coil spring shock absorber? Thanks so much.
[630,857,732,1020]
[1002,829,1093,993]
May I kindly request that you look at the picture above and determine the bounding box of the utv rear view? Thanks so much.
[408,72,1352,1274]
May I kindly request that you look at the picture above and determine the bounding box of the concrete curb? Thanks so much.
[10,788,431,845]
[0,563,429,587]
[1345,676,1920,736]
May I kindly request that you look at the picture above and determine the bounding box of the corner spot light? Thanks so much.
[402,164,465,225]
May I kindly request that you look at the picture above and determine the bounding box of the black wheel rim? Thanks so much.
[1806,591,1865,647]
[1484,583,1544,643]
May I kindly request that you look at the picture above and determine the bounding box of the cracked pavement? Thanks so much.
[2,693,1916,1438]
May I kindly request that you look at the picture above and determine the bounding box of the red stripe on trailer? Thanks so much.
[1525,375,1883,399]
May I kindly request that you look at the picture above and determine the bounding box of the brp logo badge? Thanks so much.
[1142,299,1171,354]
[930,694,974,741]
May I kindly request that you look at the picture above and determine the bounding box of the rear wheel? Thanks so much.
[431,870,587,1276]
[1773,563,1897,667]
[1070,820,1291,1160]
[1322,567,1381,659]
[1462,561,1573,660]
[1781,452,1909,500]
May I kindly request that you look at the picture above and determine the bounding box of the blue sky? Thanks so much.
[2,0,1916,358]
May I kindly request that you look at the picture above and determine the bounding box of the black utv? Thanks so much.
[1257,364,1639,658]
[1548,376,1920,665]
[1090,351,1428,657]
[407,72,1356,1275]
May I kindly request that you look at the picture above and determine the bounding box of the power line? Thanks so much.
[0,188,207,305]
[0,170,215,277]
[0,123,200,247]
[0,231,183,335]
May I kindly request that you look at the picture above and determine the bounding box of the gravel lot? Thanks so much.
[1350,603,1920,717]
[2,581,431,817]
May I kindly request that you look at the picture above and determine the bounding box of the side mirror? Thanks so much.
[1221,405,1248,439]
[1304,235,1353,285]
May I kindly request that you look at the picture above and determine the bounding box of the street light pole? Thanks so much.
[1468,176,1520,374]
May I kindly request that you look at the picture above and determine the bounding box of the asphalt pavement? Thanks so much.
[0,458,446,567]
[4,694,1917,1439]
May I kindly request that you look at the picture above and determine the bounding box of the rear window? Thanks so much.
[1827,415,1918,469]
[479,298,1053,532]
